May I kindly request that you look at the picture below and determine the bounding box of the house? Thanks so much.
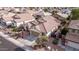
[27,9,38,16]
[2,12,15,25]
[54,12,70,21]
[33,10,52,18]
[35,15,61,36]
[2,11,35,27]
[54,9,71,20]
[57,12,69,19]
[65,20,79,50]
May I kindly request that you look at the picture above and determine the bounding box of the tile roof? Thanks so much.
[3,12,15,21]
[66,33,79,43]
[26,9,37,15]
[2,12,35,23]
[36,16,60,33]
[68,20,79,30]
[66,20,79,43]
[15,13,34,23]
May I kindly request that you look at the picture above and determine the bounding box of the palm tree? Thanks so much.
[61,28,68,36]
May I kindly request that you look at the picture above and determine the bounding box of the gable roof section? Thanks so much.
[36,16,60,33]
[68,20,79,30]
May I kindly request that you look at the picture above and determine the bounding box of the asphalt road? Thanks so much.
[0,36,25,51]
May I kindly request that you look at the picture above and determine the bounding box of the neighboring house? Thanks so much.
[2,12,15,25]
[35,15,61,36]
[54,12,70,20]
[54,9,71,20]
[33,10,52,18]
[3,7,12,12]
[12,7,24,13]
[65,20,79,49]
[34,10,45,17]
[2,12,35,27]
[13,13,35,27]
[57,12,69,19]
[43,12,52,16]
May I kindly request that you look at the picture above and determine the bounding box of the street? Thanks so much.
[0,36,25,51]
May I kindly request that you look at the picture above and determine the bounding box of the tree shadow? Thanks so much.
[14,47,25,51]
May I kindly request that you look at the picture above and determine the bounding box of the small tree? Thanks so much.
[40,36,48,42]
[61,28,68,35]
[61,20,66,26]
[44,8,48,12]
[52,11,58,15]
[67,15,71,20]
[12,27,18,32]
[71,8,79,20]
[52,39,59,45]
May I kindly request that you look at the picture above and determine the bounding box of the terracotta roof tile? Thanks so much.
[37,16,60,33]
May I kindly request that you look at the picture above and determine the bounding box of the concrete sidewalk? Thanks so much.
[17,38,36,46]
[0,32,33,51]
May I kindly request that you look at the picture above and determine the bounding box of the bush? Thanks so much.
[71,9,79,20]
[52,39,59,45]
[12,27,18,32]
[40,35,48,42]
[67,15,71,20]
[61,28,68,35]
[61,21,66,26]
[44,9,48,12]
[36,35,48,44]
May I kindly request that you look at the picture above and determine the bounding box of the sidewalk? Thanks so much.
[17,38,36,46]
[0,32,33,51]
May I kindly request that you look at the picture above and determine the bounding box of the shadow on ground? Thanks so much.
[14,47,25,51]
